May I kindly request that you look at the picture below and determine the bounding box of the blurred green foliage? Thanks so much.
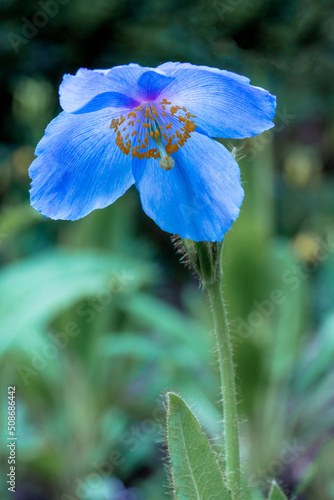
[0,0,334,499]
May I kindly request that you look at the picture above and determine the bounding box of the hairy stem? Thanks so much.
[206,278,241,499]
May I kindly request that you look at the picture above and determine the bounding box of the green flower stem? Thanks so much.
[206,278,241,500]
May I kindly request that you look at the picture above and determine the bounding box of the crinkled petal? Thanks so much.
[158,62,276,139]
[59,64,173,114]
[59,67,140,114]
[158,61,251,84]
[29,110,134,220]
[132,132,244,242]
[137,71,174,101]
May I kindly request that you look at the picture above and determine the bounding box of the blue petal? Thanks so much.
[105,63,151,82]
[59,65,173,114]
[137,71,174,100]
[70,92,139,114]
[158,61,251,84]
[158,62,277,139]
[132,133,244,242]
[59,68,137,113]
[59,66,147,113]
[29,110,134,220]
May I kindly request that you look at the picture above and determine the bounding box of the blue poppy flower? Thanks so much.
[29,62,276,242]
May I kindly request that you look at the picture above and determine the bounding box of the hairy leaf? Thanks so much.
[167,392,232,500]
[268,481,288,500]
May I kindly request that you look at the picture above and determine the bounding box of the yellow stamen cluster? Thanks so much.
[159,99,197,155]
[110,99,197,168]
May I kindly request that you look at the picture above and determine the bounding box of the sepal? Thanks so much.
[172,236,223,286]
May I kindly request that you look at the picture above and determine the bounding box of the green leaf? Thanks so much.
[122,293,210,357]
[268,481,288,500]
[0,204,43,248]
[167,392,232,500]
[0,250,154,355]
[98,332,204,368]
